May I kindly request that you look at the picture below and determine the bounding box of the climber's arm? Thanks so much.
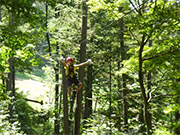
[75,59,93,67]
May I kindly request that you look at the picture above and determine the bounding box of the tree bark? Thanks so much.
[0,5,1,21]
[7,57,15,122]
[83,52,93,128]
[0,6,6,92]
[7,10,15,123]
[54,42,60,135]
[73,1,87,134]
[119,7,128,128]
[109,55,112,135]
[46,2,61,134]
[175,78,180,134]
[45,1,51,57]
[138,36,152,135]
[62,54,70,135]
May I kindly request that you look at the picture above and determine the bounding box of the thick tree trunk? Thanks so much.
[138,37,151,135]
[73,1,87,134]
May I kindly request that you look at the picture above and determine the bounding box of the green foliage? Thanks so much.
[47,3,82,56]
[82,113,122,135]
[0,0,180,134]
[154,127,173,135]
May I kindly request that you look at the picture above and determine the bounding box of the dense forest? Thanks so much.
[0,0,180,135]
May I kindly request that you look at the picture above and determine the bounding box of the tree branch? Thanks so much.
[143,48,180,61]
[129,0,140,14]
[129,27,141,45]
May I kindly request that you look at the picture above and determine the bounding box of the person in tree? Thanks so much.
[60,56,92,101]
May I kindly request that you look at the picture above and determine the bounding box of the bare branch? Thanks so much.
[129,27,141,45]
[129,0,140,14]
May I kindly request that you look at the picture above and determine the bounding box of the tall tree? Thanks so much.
[83,51,93,127]
[45,2,60,134]
[62,59,70,135]
[119,7,128,129]
[74,0,88,134]
[7,8,15,123]
[54,42,60,135]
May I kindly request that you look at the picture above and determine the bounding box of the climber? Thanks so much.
[59,56,92,101]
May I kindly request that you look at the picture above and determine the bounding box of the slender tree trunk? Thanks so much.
[147,40,152,91]
[7,57,15,122]
[117,53,121,130]
[83,51,93,128]
[119,7,128,129]
[2,72,6,93]
[175,103,180,134]
[0,6,5,92]
[122,73,128,126]
[0,5,1,21]
[54,43,60,135]
[138,36,151,135]
[62,55,70,135]
[109,54,112,135]
[45,1,51,56]
[7,9,15,123]
[46,2,60,134]
[175,78,180,134]
[147,40,152,131]
[53,6,60,135]
[73,1,87,134]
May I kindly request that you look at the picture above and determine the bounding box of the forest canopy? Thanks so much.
[0,0,180,135]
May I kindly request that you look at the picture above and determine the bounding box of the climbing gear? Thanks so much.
[66,57,74,62]
[65,65,79,79]
[67,65,75,79]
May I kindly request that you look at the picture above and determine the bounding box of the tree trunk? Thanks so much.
[45,1,51,57]
[54,42,60,135]
[83,52,93,128]
[119,7,128,129]
[109,55,112,135]
[0,5,1,21]
[46,2,60,134]
[0,6,5,92]
[175,107,180,135]
[7,57,15,122]
[138,37,151,135]
[62,56,70,135]
[73,1,87,134]
[7,10,15,123]
[147,40,152,91]
[175,78,180,134]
